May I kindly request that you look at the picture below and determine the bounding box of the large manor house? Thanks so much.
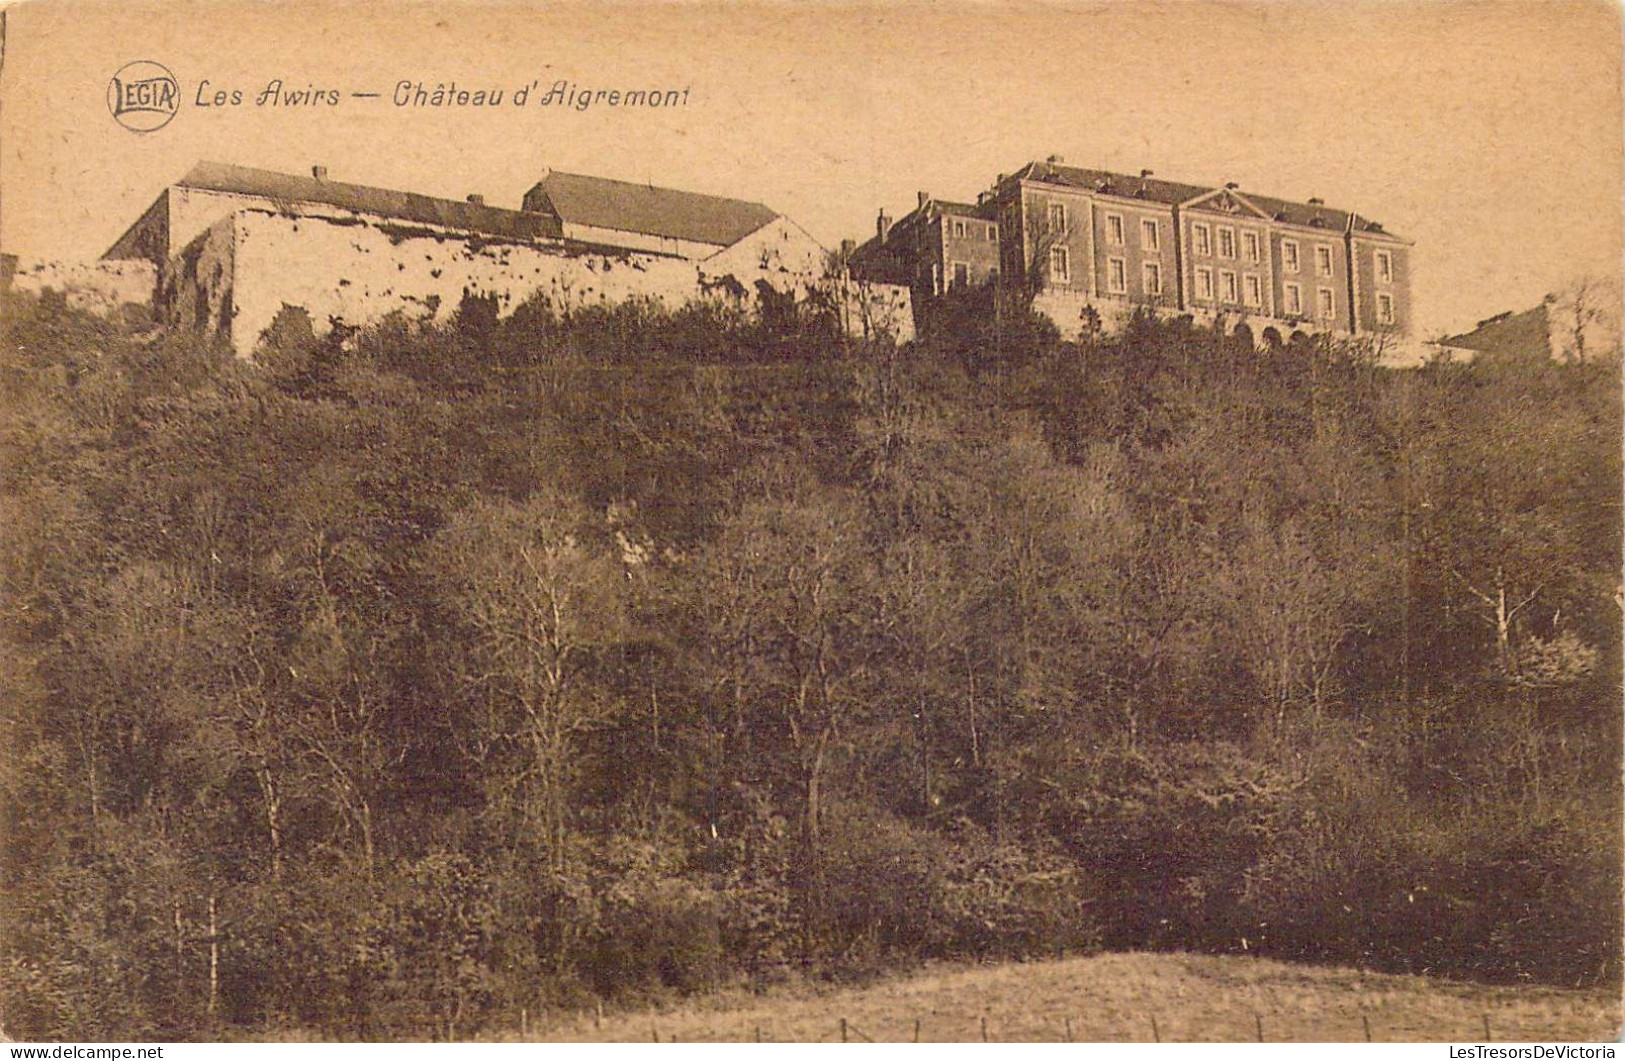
[848,157,1412,346]
[3,156,1413,356]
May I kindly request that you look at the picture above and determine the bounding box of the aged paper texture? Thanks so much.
[1,0,1620,1045]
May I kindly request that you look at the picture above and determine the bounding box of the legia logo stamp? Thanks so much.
[108,60,179,133]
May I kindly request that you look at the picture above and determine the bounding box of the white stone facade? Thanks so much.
[155,208,912,355]
[4,258,157,317]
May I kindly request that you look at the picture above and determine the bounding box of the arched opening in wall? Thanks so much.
[1289,329,1311,349]
[1232,323,1255,350]
[1261,326,1283,349]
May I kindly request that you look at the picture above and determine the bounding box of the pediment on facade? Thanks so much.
[1183,188,1272,219]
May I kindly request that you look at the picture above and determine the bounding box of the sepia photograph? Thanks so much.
[0,0,1621,1046]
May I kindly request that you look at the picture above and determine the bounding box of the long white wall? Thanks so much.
[5,258,157,316]
[218,209,912,354]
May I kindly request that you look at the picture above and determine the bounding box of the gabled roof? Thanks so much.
[1007,160,1407,240]
[844,197,992,276]
[933,199,994,220]
[174,161,563,242]
[525,170,779,248]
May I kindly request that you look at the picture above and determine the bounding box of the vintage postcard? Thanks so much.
[0,0,1620,1047]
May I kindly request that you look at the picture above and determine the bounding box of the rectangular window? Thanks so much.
[1377,292,1395,324]
[1218,227,1236,259]
[1282,239,1300,274]
[1107,256,1126,293]
[1244,274,1262,307]
[952,262,969,288]
[988,224,999,242]
[1194,222,1212,256]
[1196,267,1214,300]
[1141,218,1160,252]
[953,220,966,239]
[1284,282,1302,315]
[1051,245,1071,284]
[1143,261,1162,296]
[1316,245,1334,277]
[1052,203,1070,235]
[1221,270,1238,302]
[1318,286,1336,320]
[1376,249,1393,283]
[1105,212,1122,243]
[1243,231,1260,262]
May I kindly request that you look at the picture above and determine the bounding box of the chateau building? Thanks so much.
[846,193,1003,297]
[848,157,1413,346]
[93,162,912,354]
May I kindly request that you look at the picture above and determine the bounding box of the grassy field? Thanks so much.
[535,952,1622,1043]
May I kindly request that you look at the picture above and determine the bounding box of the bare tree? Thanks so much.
[428,493,627,871]
[1549,275,1622,365]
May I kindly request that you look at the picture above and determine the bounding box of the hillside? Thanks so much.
[542,952,1623,1043]
[2,290,1618,1041]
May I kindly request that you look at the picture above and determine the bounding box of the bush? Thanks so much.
[587,875,722,998]
[932,829,1099,959]
[816,806,1098,964]
[817,804,950,961]
[1240,721,1623,987]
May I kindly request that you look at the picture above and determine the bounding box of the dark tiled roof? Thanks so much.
[1243,191,1351,232]
[1009,160,1406,240]
[1011,160,1208,207]
[1348,213,1406,239]
[933,199,992,219]
[174,161,564,242]
[525,170,778,248]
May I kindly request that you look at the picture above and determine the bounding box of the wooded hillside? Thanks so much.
[2,289,1618,1040]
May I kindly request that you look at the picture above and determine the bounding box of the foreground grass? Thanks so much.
[535,952,1622,1043]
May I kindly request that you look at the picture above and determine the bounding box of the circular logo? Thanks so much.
[108,61,179,133]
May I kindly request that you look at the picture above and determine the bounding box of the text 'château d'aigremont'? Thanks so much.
[392,79,692,110]
[190,78,692,111]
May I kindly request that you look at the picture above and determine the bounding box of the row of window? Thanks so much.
[1017,248,1399,324]
[949,218,998,242]
[1044,210,1396,290]
[1192,222,1263,264]
[1051,204,1168,253]
[1195,268,1337,320]
[1063,251,1166,296]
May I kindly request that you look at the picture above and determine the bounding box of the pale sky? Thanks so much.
[1,0,1620,338]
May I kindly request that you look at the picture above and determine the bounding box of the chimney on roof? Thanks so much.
[312,165,329,182]
[1046,154,1065,164]
[917,191,930,210]
[466,194,486,206]
[840,238,856,259]
[1140,169,1154,179]
[1308,197,1324,206]
[877,209,893,244]
[996,173,1007,184]
[1225,181,1239,190]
